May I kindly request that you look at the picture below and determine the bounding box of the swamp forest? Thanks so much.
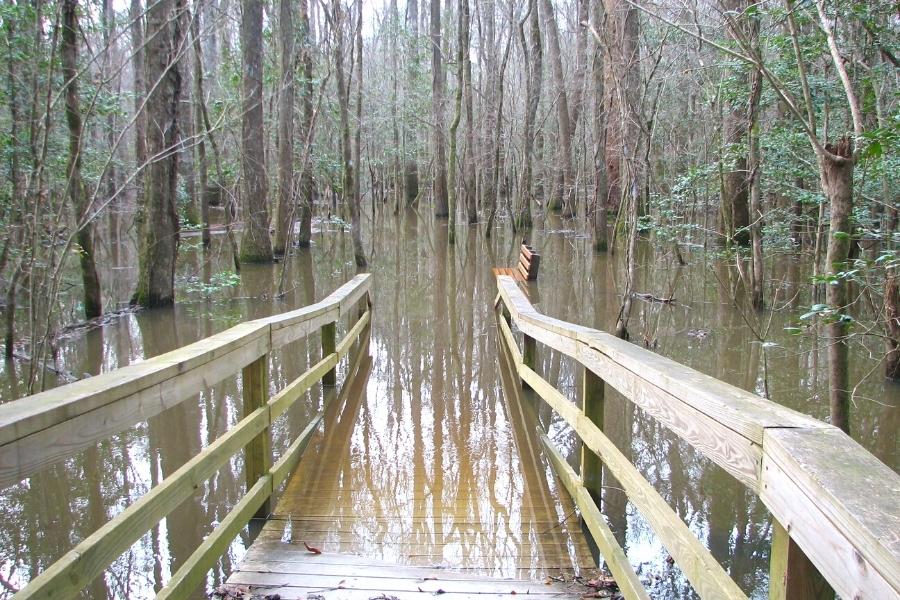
[0,0,897,598]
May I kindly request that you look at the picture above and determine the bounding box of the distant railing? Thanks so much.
[1,273,373,600]
[494,275,899,600]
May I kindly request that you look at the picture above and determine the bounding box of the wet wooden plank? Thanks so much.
[228,545,593,599]
[539,435,649,600]
[760,427,900,599]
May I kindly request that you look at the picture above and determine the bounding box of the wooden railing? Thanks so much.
[494,275,899,600]
[0,273,373,600]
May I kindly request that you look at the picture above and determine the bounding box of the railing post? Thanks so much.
[768,519,834,600]
[243,355,271,519]
[581,367,604,504]
[522,335,536,388]
[322,321,336,385]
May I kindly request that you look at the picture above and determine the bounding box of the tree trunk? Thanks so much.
[239,0,273,262]
[462,0,477,225]
[389,0,401,212]
[130,0,147,214]
[720,0,751,248]
[133,0,181,307]
[885,272,900,379]
[591,0,608,252]
[178,0,198,227]
[62,0,102,319]
[403,0,420,208]
[297,0,314,247]
[431,0,449,217]
[481,0,498,229]
[516,0,541,231]
[746,18,764,311]
[352,0,367,267]
[191,0,210,249]
[273,0,295,257]
[821,137,854,434]
[603,0,639,218]
[540,0,575,217]
[101,0,120,266]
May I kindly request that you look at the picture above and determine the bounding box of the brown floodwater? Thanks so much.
[0,210,896,599]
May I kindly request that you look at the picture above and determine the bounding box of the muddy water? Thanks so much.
[0,211,896,599]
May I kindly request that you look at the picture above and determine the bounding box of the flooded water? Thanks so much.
[0,208,896,599]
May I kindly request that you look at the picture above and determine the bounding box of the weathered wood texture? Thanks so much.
[9,276,373,600]
[491,243,541,282]
[501,312,745,598]
[0,274,371,488]
[494,275,900,599]
[227,544,594,600]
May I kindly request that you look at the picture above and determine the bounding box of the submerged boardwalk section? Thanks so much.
[226,333,600,599]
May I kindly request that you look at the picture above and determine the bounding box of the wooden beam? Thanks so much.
[540,435,650,600]
[516,363,746,599]
[581,367,604,504]
[12,407,269,600]
[321,322,337,386]
[242,356,271,519]
[761,428,899,598]
[769,519,834,600]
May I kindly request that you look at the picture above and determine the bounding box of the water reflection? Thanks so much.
[0,210,896,599]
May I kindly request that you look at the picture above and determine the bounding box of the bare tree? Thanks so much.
[273,0,295,257]
[133,0,182,306]
[62,0,102,319]
[239,0,273,262]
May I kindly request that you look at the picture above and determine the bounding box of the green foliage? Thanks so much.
[178,271,241,299]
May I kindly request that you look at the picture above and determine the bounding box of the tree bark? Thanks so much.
[591,0,609,252]
[885,272,900,380]
[431,0,449,217]
[540,0,575,217]
[239,0,273,262]
[178,0,198,227]
[603,0,639,217]
[62,0,102,319]
[516,0,541,231]
[297,0,314,247]
[130,0,147,213]
[821,137,854,434]
[403,0,420,208]
[273,0,295,257]
[462,0,477,225]
[191,0,210,249]
[133,0,181,307]
[352,0,366,267]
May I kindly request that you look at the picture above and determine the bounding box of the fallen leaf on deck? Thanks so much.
[303,542,322,555]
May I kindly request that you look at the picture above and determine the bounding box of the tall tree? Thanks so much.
[130,0,147,211]
[273,0,295,257]
[517,0,542,230]
[461,0,477,225]
[239,0,273,262]
[352,0,366,267]
[540,0,575,217]
[332,0,366,267]
[590,0,609,252]
[297,0,315,247]
[603,0,640,216]
[133,0,181,306]
[403,0,420,208]
[62,0,102,319]
[720,0,752,248]
[431,0,449,217]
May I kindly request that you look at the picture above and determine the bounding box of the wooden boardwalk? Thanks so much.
[226,350,604,599]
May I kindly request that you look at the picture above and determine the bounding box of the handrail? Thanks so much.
[0,273,370,488]
[5,273,373,599]
[495,275,899,600]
